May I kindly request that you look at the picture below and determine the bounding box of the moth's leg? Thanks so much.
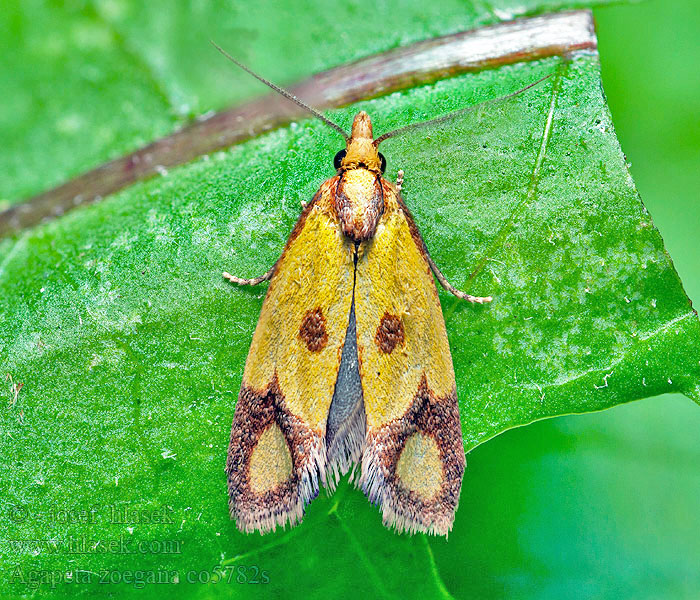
[300,200,308,209]
[223,263,276,286]
[395,169,405,193]
[425,252,492,304]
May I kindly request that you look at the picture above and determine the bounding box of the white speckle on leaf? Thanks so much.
[111,231,138,250]
[534,382,545,401]
[56,113,84,134]
[594,371,613,390]
[147,209,175,245]
[161,449,177,460]
[89,354,103,371]
[161,362,190,370]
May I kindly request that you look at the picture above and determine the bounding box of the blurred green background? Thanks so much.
[461,1,700,596]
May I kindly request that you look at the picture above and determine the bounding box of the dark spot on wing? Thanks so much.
[299,308,328,352]
[375,312,404,354]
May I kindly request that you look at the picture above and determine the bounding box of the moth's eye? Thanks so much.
[379,153,387,173]
[334,149,347,170]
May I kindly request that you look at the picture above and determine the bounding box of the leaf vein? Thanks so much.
[90,6,178,114]
[422,536,457,600]
[467,58,567,284]
[0,233,29,283]
[333,512,393,599]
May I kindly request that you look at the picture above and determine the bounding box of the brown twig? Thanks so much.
[0,10,595,238]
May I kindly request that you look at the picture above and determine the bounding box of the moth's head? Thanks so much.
[334,111,386,174]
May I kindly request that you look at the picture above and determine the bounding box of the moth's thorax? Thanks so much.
[334,169,384,242]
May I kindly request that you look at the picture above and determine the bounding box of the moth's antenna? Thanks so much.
[211,41,349,139]
[373,73,553,146]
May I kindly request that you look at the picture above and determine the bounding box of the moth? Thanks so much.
[215,43,548,535]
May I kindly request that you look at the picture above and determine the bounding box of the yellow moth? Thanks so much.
[215,43,547,536]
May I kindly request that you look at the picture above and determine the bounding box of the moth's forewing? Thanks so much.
[355,182,465,535]
[227,178,355,533]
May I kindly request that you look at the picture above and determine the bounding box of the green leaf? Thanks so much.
[2,0,698,598]
[377,56,700,448]
[432,395,700,598]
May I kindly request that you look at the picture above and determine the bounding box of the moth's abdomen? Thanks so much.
[334,168,384,242]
